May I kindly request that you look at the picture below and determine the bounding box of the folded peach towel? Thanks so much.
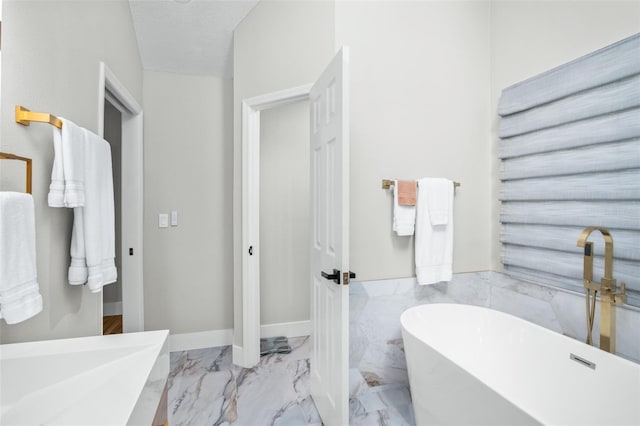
[397,180,417,206]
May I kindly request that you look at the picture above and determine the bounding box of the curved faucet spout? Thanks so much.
[576,226,614,281]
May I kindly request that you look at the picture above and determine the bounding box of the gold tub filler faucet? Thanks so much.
[576,227,626,353]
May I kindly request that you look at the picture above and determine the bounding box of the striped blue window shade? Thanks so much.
[498,33,640,307]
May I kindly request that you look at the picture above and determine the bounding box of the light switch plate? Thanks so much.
[171,210,178,226]
[159,213,169,228]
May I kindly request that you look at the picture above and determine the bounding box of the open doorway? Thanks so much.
[235,84,312,367]
[236,47,351,425]
[259,103,310,326]
[258,100,311,348]
[102,99,123,334]
[97,62,144,334]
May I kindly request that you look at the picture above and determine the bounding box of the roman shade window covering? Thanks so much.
[498,33,640,307]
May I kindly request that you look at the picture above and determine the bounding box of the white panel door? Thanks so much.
[310,46,350,426]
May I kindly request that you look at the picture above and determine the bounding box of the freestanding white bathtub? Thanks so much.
[401,303,640,426]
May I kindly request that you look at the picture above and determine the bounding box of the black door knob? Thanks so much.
[321,269,341,284]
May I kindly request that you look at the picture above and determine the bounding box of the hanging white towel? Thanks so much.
[427,180,451,226]
[0,192,43,324]
[74,131,117,292]
[48,118,117,293]
[60,119,87,207]
[48,125,65,207]
[48,118,86,208]
[393,180,416,236]
[68,207,88,285]
[415,178,454,285]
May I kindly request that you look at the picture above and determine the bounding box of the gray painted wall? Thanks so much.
[335,1,493,279]
[0,0,142,343]
[142,70,233,334]
[260,103,311,325]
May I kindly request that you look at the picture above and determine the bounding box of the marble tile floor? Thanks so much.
[168,336,323,426]
[349,368,415,426]
[169,336,417,426]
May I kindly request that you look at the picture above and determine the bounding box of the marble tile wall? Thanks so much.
[349,271,640,424]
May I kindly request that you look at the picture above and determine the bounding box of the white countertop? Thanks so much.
[0,330,169,425]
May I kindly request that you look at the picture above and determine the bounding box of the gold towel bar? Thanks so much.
[15,105,63,129]
[382,179,460,190]
[0,152,33,194]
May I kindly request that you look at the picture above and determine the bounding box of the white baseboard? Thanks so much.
[169,329,233,352]
[103,301,122,316]
[260,320,311,339]
[169,320,311,353]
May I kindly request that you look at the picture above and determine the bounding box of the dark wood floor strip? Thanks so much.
[103,315,123,335]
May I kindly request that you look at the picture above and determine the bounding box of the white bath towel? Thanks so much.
[0,192,43,324]
[47,118,117,292]
[68,207,88,285]
[48,125,65,207]
[60,119,87,207]
[415,178,454,285]
[69,128,117,292]
[393,180,416,236]
[48,118,86,208]
[427,179,452,226]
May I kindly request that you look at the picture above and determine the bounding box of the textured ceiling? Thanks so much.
[128,0,259,78]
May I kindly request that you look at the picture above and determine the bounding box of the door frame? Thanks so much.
[97,62,144,334]
[234,83,313,368]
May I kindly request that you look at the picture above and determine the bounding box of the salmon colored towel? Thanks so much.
[397,180,417,206]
